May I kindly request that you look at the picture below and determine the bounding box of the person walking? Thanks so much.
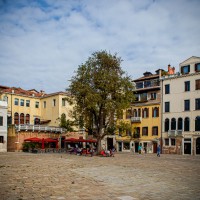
[157,145,161,157]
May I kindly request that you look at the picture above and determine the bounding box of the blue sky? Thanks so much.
[0,0,200,93]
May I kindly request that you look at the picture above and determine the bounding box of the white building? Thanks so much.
[161,56,200,155]
[0,100,8,152]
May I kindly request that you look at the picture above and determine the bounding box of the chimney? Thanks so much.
[168,64,175,75]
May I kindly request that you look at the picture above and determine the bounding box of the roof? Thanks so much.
[133,74,159,82]
[0,85,70,98]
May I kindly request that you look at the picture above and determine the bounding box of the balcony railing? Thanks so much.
[15,124,66,133]
[131,117,142,123]
[168,130,182,137]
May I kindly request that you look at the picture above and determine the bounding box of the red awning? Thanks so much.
[24,137,42,142]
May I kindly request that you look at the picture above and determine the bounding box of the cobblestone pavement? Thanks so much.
[0,152,200,200]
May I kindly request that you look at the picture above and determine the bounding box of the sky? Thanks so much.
[0,0,200,94]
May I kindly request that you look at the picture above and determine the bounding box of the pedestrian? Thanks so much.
[157,145,161,157]
[138,144,142,154]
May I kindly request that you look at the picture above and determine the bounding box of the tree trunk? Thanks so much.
[97,138,102,155]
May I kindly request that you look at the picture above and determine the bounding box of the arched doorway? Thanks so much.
[196,138,200,155]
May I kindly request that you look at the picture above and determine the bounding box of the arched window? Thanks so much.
[20,113,24,124]
[184,117,190,131]
[138,109,141,117]
[34,118,40,125]
[14,112,19,125]
[195,116,200,131]
[133,109,137,117]
[165,118,169,132]
[152,107,159,117]
[171,118,176,130]
[143,108,149,118]
[26,114,30,124]
[178,118,183,130]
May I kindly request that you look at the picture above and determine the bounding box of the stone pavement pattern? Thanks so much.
[0,152,200,200]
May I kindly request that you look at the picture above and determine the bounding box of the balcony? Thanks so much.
[15,124,66,133]
[131,117,142,123]
[168,130,182,137]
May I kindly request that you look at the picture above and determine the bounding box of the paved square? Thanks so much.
[0,152,199,200]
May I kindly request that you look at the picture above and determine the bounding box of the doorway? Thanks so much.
[153,143,157,153]
[196,138,200,154]
[107,137,113,150]
[135,142,139,153]
[118,142,122,152]
[184,138,191,155]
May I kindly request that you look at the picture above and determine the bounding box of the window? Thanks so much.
[0,116,3,126]
[184,117,190,131]
[165,84,170,94]
[14,98,19,106]
[43,101,46,108]
[178,118,183,130]
[20,99,24,106]
[150,92,156,100]
[34,118,40,125]
[152,126,158,136]
[152,107,159,117]
[184,100,190,111]
[26,100,30,107]
[0,136,4,143]
[165,102,170,112]
[184,81,190,92]
[165,118,169,132]
[53,99,56,106]
[62,98,66,106]
[14,112,19,125]
[35,101,39,108]
[196,80,200,90]
[165,138,169,146]
[123,142,130,150]
[171,118,176,130]
[195,63,200,72]
[143,108,149,118]
[171,138,176,146]
[195,116,200,131]
[195,98,200,110]
[25,114,30,124]
[126,130,131,136]
[181,65,190,74]
[142,127,148,136]
[126,109,132,119]
[140,93,147,101]
[20,113,24,124]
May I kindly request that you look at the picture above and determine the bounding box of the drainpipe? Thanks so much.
[160,77,163,154]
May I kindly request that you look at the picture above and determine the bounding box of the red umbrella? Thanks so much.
[64,138,79,142]
[44,138,58,143]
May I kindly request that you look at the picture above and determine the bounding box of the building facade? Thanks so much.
[115,69,164,153]
[0,86,78,151]
[0,100,8,152]
[161,56,200,155]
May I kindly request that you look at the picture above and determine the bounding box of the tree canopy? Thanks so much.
[68,50,135,152]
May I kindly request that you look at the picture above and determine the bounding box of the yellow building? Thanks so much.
[116,69,165,153]
[0,85,77,151]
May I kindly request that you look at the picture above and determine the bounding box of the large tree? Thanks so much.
[68,50,135,153]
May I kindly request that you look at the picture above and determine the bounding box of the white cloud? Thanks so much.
[0,0,200,93]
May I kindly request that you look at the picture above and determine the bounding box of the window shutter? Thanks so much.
[188,65,190,73]
[147,108,149,118]
[195,64,197,71]
[142,109,144,118]
[157,107,159,117]
[152,107,154,117]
